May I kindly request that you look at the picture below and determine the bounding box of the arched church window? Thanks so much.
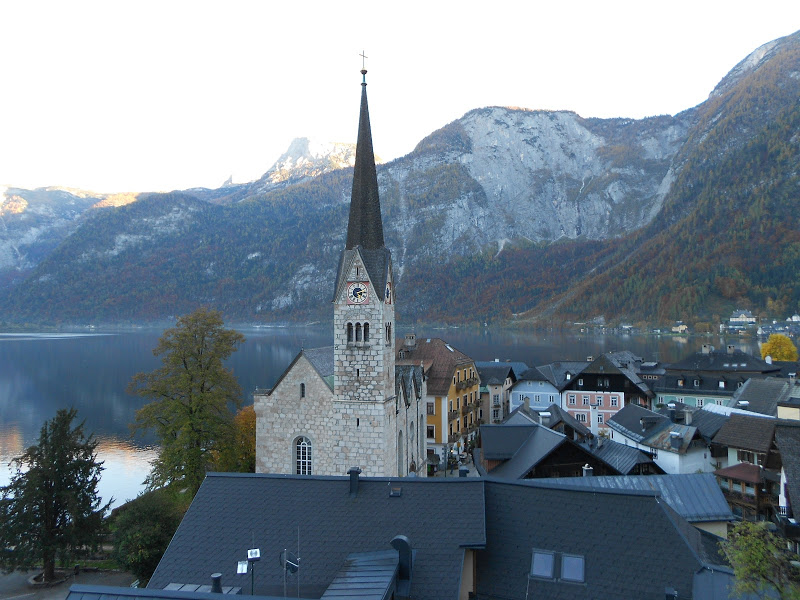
[300,383,306,398]
[295,436,311,475]
[356,323,362,342]
[347,322,353,342]
[386,322,392,343]
[363,323,369,342]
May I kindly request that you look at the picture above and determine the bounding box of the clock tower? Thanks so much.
[333,67,395,410]
[255,68,424,479]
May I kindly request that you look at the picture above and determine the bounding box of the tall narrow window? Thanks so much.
[356,323,362,342]
[295,437,312,475]
[347,322,353,342]
[300,383,306,398]
[386,322,392,343]
[363,323,370,342]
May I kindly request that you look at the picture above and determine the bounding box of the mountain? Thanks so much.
[1,31,798,326]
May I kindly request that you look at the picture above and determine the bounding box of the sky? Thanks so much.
[1,1,799,194]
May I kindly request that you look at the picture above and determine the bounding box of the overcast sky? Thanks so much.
[1,1,798,193]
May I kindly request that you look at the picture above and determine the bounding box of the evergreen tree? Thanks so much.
[129,308,245,496]
[0,408,111,582]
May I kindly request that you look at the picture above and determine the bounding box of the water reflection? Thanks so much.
[0,327,758,508]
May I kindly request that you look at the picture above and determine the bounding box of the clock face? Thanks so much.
[347,281,369,304]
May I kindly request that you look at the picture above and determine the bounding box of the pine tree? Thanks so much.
[0,408,111,581]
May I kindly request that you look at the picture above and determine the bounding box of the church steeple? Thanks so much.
[346,69,384,250]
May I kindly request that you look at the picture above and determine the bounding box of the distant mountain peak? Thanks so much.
[256,137,366,191]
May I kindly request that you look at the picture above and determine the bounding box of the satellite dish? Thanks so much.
[279,550,299,574]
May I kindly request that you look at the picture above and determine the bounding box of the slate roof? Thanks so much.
[484,425,567,479]
[730,377,792,416]
[474,363,515,386]
[713,413,777,453]
[503,404,593,439]
[534,361,589,390]
[575,438,655,475]
[146,473,738,600]
[607,403,671,443]
[687,408,730,442]
[775,422,800,516]
[529,474,733,523]
[395,338,474,397]
[66,586,248,600]
[149,474,486,600]
[479,424,546,460]
[265,346,336,395]
[475,479,730,600]
[667,348,779,374]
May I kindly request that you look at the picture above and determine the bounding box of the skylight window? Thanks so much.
[530,551,555,579]
[561,554,585,583]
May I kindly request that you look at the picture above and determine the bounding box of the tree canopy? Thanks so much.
[112,489,186,584]
[212,405,256,473]
[720,521,800,599]
[0,408,111,582]
[761,333,799,362]
[129,308,245,496]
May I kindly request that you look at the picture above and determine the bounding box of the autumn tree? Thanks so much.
[0,408,111,582]
[129,308,245,496]
[761,333,799,362]
[213,405,256,473]
[720,521,800,599]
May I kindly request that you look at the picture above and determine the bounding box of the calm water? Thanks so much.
[0,326,758,507]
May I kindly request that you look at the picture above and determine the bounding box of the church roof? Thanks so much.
[346,70,384,251]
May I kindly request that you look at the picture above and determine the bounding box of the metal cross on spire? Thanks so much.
[359,50,368,69]
[359,50,368,84]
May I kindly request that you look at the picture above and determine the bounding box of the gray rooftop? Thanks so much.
[530,473,733,523]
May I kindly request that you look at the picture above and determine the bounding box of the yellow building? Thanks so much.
[397,334,480,471]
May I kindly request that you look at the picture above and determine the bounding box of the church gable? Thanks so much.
[333,246,391,304]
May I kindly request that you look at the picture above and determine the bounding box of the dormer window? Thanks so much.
[719,380,726,389]
[694,379,700,387]
[677,379,684,387]
[577,378,584,386]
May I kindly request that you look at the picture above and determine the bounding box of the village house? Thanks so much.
[396,335,480,466]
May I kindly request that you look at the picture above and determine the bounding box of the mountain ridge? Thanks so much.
[1,31,799,326]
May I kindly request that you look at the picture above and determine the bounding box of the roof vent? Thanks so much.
[211,574,222,594]
[582,464,593,477]
[389,486,402,497]
[390,535,413,599]
[738,400,750,407]
[348,466,362,497]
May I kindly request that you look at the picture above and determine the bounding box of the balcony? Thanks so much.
[448,433,459,444]
[448,410,459,421]
[455,377,480,391]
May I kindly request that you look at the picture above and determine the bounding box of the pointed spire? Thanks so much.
[346,68,384,250]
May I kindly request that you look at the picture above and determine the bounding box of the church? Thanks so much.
[254,68,427,478]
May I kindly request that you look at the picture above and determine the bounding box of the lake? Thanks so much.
[0,326,759,507]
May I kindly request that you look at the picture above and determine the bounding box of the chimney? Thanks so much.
[582,464,594,477]
[524,397,530,410]
[702,344,713,354]
[211,573,223,594]
[348,466,362,496]
[539,411,551,427]
[404,334,417,349]
[390,535,413,600]
[683,410,692,426]
[670,431,682,449]
[590,404,599,437]
[727,344,736,355]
